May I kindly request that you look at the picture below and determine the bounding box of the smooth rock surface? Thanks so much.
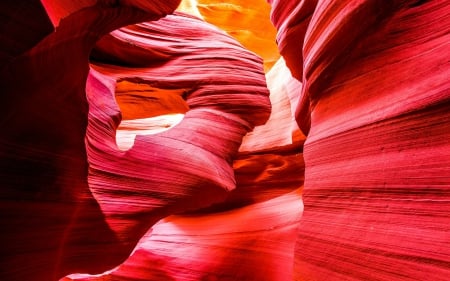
[66,13,302,281]
[269,0,450,280]
[2,0,449,280]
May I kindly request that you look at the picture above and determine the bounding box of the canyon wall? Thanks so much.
[1,0,449,280]
[269,0,450,280]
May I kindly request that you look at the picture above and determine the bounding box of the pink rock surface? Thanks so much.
[270,0,450,280]
[66,14,302,281]
[85,11,271,255]
[1,1,278,280]
[2,0,450,280]
[67,190,303,281]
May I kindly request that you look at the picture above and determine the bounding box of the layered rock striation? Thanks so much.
[66,10,302,281]
[1,0,449,280]
[270,0,450,280]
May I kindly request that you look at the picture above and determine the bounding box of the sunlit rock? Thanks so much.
[84,11,271,257]
[177,0,280,72]
[2,0,449,280]
[66,11,303,281]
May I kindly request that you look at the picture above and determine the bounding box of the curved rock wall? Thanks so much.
[84,10,271,261]
[1,0,449,280]
[176,0,279,72]
[270,0,450,280]
[0,1,178,280]
[66,12,302,281]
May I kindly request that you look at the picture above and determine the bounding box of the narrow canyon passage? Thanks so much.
[1,1,449,281]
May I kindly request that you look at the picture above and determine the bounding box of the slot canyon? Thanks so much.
[1,0,449,280]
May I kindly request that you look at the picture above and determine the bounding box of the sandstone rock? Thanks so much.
[269,0,450,280]
[2,0,449,280]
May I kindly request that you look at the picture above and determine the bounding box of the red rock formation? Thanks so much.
[269,0,450,280]
[0,1,186,280]
[66,13,303,281]
[2,0,449,280]
[84,10,271,260]
[177,0,280,72]
[1,0,278,280]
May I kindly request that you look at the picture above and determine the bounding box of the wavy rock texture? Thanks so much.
[1,0,295,280]
[176,0,280,72]
[0,1,205,280]
[86,11,271,243]
[269,0,450,280]
[2,0,449,280]
[65,13,302,281]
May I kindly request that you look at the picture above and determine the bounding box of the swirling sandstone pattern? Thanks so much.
[269,0,450,280]
[84,11,272,272]
[0,1,183,280]
[2,0,287,280]
[2,0,449,280]
[66,12,302,281]
[177,0,280,72]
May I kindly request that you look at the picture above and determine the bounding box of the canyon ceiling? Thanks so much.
[1,0,449,280]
